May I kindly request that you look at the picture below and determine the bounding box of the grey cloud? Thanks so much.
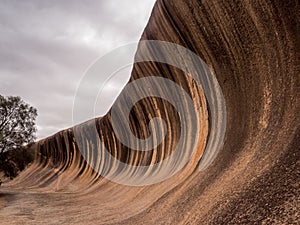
[0,0,156,139]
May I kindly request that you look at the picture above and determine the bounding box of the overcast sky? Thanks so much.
[0,0,156,139]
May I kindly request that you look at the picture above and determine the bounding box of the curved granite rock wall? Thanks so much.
[1,0,299,224]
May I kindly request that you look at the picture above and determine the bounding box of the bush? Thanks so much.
[0,143,36,180]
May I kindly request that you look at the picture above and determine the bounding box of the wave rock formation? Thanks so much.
[1,0,299,224]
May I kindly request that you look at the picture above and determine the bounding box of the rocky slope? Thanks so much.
[0,0,299,224]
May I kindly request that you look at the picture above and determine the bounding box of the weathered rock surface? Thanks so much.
[0,0,299,224]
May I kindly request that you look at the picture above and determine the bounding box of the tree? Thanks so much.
[0,95,37,178]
